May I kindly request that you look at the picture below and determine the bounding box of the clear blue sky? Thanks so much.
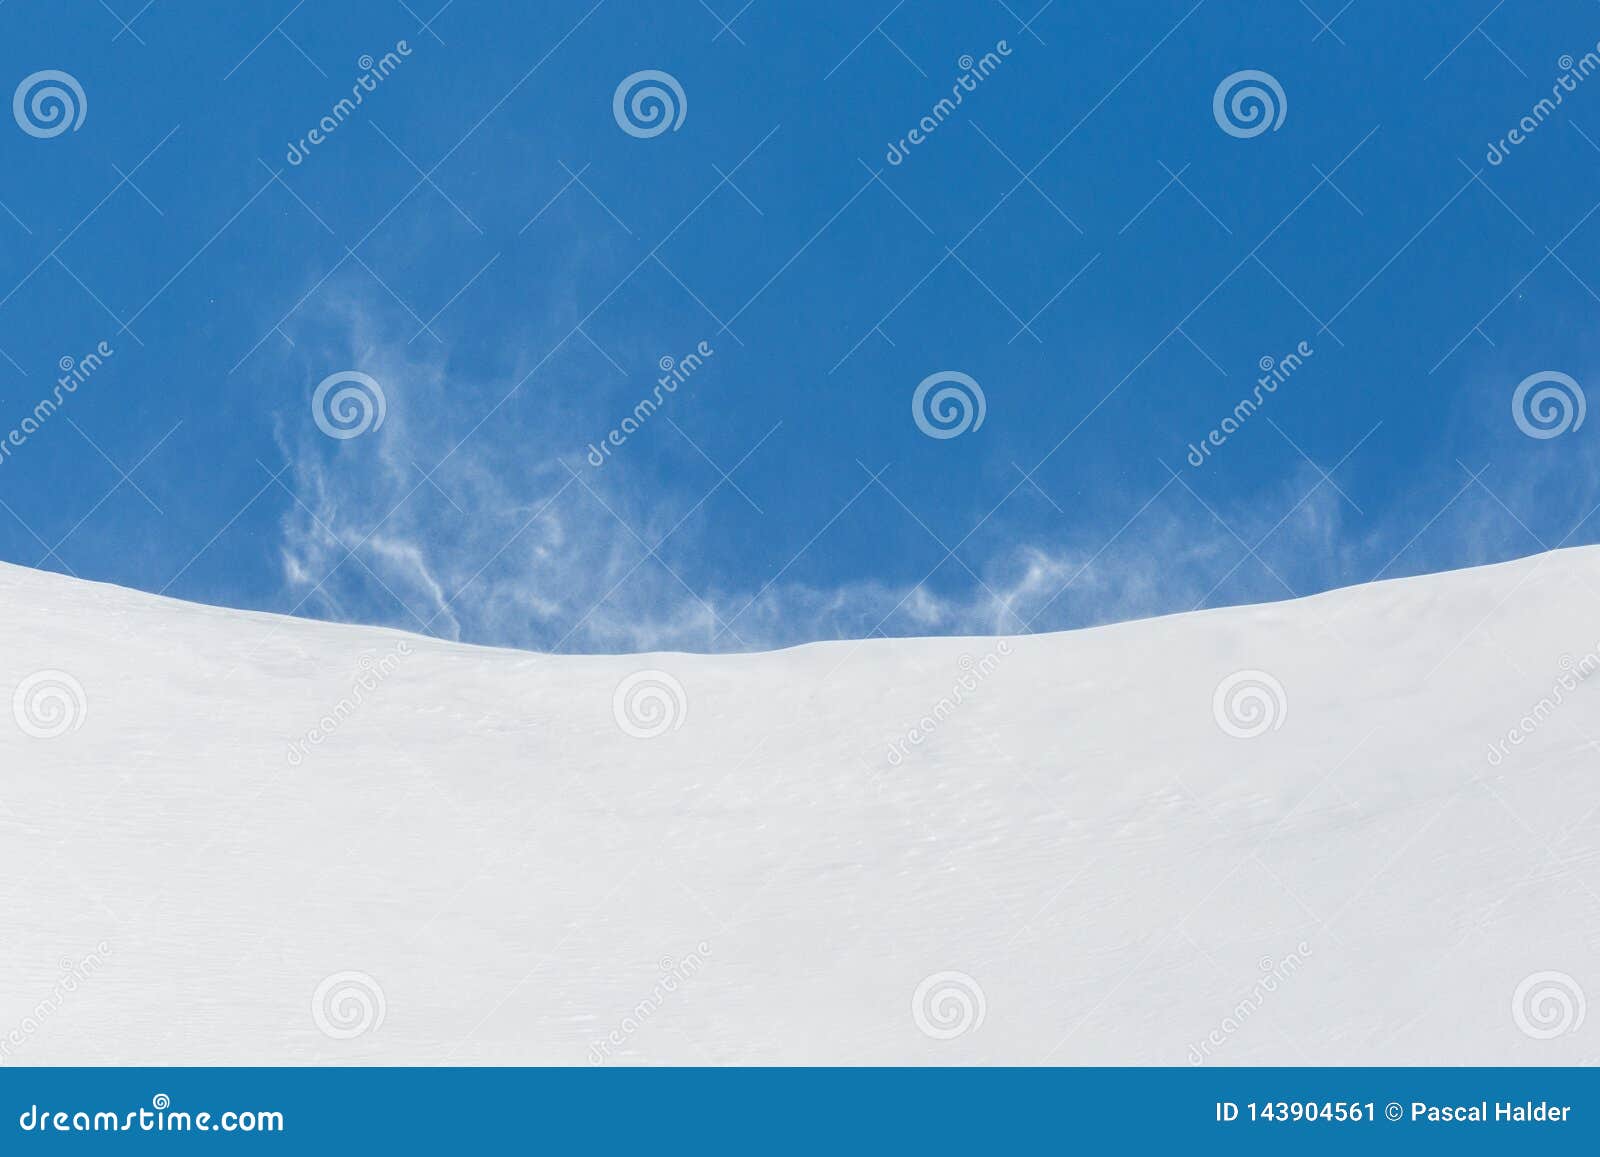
[3,0,1599,652]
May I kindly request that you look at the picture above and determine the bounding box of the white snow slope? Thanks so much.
[2,548,1599,1066]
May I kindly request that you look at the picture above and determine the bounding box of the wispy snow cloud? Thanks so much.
[265,290,1600,655]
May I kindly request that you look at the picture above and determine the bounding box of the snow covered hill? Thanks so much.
[2,549,1598,1065]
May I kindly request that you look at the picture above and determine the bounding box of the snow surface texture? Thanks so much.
[2,549,1598,1065]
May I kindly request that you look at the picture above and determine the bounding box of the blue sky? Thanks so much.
[2,0,1599,652]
